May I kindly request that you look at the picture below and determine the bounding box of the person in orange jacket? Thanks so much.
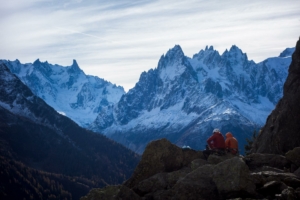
[225,132,239,155]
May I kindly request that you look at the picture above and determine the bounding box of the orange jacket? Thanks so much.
[207,132,225,149]
[225,132,238,154]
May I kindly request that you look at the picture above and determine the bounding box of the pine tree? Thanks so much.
[244,129,258,155]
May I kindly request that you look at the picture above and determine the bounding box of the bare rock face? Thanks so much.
[285,147,300,167]
[171,165,219,200]
[244,153,291,171]
[252,38,300,154]
[212,157,257,198]
[124,138,202,188]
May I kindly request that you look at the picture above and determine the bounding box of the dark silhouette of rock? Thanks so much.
[252,38,300,154]
[295,168,300,178]
[244,153,291,171]
[171,165,219,200]
[257,181,287,198]
[191,158,208,170]
[212,157,257,198]
[207,153,236,165]
[286,147,300,167]
[124,138,202,188]
[81,138,300,200]
[281,187,297,200]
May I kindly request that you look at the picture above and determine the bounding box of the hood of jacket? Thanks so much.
[226,132,233,138]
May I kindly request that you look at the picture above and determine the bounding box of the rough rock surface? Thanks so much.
[252,38,300,154]
[124,138,202,188]
[81,139,300,200]
[286,147,300,167]
[244,153,291,171]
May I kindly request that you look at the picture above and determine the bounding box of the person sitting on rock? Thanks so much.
[225,132,239,155]
[203,128,226,159]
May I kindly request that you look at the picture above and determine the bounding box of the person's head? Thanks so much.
[213,128,220,134]
[226,132,233,138]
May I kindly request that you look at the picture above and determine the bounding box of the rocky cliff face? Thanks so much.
[252,38,300,155]
[81,139,300,200]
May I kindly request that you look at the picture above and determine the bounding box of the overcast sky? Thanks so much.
[1,0,300,91]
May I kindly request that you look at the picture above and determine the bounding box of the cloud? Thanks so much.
[1,0,300,91]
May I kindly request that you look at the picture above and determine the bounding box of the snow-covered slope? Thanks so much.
[90,45,293,154]
[0,59,125,127]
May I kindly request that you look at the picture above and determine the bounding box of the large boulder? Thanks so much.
[280,187,297,200]
[294,167,300,178]
[171,157,258,199]
[207,153,236,165]
[285,147,300,167]
[191,159,208,170]
[133,168,191,198]
[250,171,300,187]
[244,153,291,171]
[171,165,219,200]
[132,173,168,196]
[212,157,257,198]
[252,38,300,154]
[124,138,202,188]
[256,181,287,198]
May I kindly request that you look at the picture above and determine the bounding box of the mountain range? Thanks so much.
[91,45,294,154]
[0,63,140,199]
[1,45,294,155]
[0,59,125,128]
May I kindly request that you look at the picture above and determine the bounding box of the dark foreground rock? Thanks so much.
[81,139,300,200]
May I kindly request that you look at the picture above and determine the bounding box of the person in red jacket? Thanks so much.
[203,128,225,159]
[225,132,239,155]
[207,128,226,150]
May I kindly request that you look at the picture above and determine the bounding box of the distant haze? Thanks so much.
[1,0,299,91]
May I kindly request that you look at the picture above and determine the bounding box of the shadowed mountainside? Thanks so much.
[0,63,140,199]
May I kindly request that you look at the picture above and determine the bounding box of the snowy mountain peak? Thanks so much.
[279,47,295,58]
[221,45,248,66]
[165,45,184,59]
[227,45,244,56]
[204,45,214,51]
[192,45,220,61]
[15,59,21,64]
[33,59,41,66]
[68,59,82,74]
[157,45,186,73]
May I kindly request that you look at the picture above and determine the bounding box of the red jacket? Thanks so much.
[207,132,225,149]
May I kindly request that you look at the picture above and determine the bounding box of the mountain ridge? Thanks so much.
[0,59,125,127]
[90,45,293,154]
